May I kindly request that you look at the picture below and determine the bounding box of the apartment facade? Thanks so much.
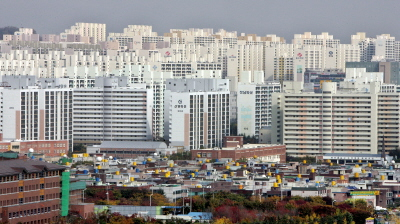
[237,82,281,138]
[265,41,360,83]
[272,81,400,157]
[0,77,73,151]
[73,76,153,145]
[164,79,230,149]
[61,22,106,44]
[351,33,400,62]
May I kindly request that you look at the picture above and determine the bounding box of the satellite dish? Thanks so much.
[109,156,113,160]
[28,148,34,153]
[63,154,68,158]
[96,157,103,162]
[154,153,158,156]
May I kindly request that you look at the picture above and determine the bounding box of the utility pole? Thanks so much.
[106,184,109,204]
[150,189,153,207]
[182,194,185,215]
[190,188,192,213]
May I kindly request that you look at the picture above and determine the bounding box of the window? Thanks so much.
[40,195,44,201]
[19,186,23,192]
[40,184,44,189]
[19,198,23,204]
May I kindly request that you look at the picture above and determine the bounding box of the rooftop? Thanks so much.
[324,153,382,158]
[0,159,66,176]
[197,144,284,151]
[99,141,168,149]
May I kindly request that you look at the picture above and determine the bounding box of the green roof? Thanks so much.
[0,152,18,159]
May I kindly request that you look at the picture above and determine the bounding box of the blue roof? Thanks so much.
[181,212,212,220]
[347,186,358,190]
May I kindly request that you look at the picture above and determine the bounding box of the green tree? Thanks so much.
[169,151,191,160]
[73,144,86,153]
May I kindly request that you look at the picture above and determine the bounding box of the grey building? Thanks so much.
[73,76,153,145]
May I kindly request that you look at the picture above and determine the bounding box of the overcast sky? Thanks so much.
[1,0,399,43]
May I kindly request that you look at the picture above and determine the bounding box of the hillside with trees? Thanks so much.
[80,188,378,224]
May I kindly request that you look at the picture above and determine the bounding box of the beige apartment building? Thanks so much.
[272,81,400,157]
[61,22,106,44]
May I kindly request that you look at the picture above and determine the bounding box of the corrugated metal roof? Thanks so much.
[99,141,167,149]
[0,160,66,176]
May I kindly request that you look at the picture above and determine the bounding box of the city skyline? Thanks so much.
[1,0,400,43]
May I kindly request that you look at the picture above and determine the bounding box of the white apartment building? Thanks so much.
[3,28,39,42]
[292,32,340,47]
[351,33,400,62]
[61,22,106,44]
[164,79,230,150]
[271,81,400,157]
[0,76,73,150]
[108,25,165,50]
[237,81,281,139]
[236,40,265,81]
[265,43,360,83]
[351,32,376,62]
[142,70,174,140]
[73,76,153,145]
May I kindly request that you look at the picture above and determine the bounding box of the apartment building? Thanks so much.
[3,28,39,42]
[108,25,164,50]
[272,80,400,157]
[292,32,340,47]
[237,81,281,138]
[0,76,73,151]
[351,33,400,62]
[61,22,106,44]
[164,79,230,150]
[73,76,153,145]
[265,43,360,83]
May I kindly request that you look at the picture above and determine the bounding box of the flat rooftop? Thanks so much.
[197,144,284,150]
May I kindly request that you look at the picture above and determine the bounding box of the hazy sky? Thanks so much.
[1,0,399,43]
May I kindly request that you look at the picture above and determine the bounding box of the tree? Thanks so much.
[347,208,371,224]
[287,155,317,164]
[73,144,86,153]
[297,203,313,217]
[213,217,233,224]
[192,195,207,211]
[169,151,191,160]
[312,205,336,217]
